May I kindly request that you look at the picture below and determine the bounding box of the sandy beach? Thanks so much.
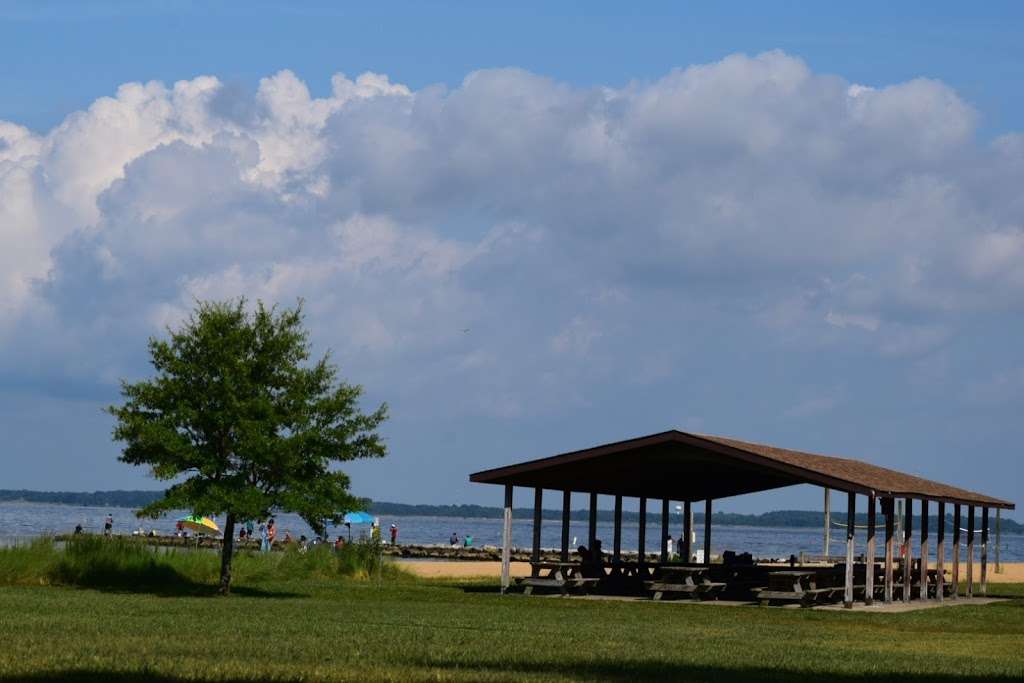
[400,559,1024,583]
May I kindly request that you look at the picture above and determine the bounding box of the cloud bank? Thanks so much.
[2,51,1022,500]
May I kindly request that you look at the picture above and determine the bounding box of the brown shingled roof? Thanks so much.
[469,430,1014,509]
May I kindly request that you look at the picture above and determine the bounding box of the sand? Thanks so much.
[399,559,1024,582]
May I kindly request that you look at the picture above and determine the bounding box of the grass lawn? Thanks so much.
[1,576,1023,682]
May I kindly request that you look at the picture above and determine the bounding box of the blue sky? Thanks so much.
[1,2,1022,513]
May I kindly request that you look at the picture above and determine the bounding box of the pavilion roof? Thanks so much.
[469,430,1014,509]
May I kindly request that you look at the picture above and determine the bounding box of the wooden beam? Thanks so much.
[884,497,894,604]
[660,499,669,562]
[919,499,929,598]
[682,500,692,562]
[952,504,961,600]
[560,490,571,563]
[531,488,543,574]
[704,498,713,565]
[844,491,855,608]
[903,498,913,603]
[967,506,975,599]
[981,507,989,597]
[613,495,622,563]
[824,488,831,559]
[936,501,945,603]
[638,496,647,563]
[588,491,597,549]
[866,494,876,606]
[501,484,513,594]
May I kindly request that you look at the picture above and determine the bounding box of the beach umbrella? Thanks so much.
[341,511,375,541]
[343,511,375,525]
[176,515,221,537]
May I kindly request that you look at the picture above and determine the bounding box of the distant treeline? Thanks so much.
[2,490,1020,533]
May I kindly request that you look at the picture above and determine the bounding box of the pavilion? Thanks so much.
[469,430,1015,607]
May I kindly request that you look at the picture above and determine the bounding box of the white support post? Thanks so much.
[501,484,513,594]
[844,492,855,609]
[824,488,831,560]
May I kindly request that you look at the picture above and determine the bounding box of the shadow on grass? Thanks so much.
[55,565,301,599]
[5,663,1022,683]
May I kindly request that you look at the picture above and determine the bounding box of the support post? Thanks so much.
[903,498,913,602]
[824,488,831,559]
[501,484,513,594]
[638,497,647,563]
[703,498,713,565]
[981,507,989,596]
[866,493,876,605]
[967,506,975,598]
[844,492,855,608]
[952,505,961,599]
[531,488,543,575]
[613,495,622,564]
[560,490,571,563]
[660,499,669,562]
[682,500,692,563]
[995,508,1002,574]
[936,501,945,602]
[919,499,929,598]
[884,497,895,604]
[588,492,597,549]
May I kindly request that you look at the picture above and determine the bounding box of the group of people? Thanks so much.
[237,519,277,551]
[448,532,474,548]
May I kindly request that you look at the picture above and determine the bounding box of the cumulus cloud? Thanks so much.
[2,51,1024,419]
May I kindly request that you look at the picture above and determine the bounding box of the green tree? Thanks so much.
[109,299,387,594]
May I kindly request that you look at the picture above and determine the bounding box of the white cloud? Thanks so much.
[2,52,1024,418]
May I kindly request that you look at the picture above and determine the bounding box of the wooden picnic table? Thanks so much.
[517,561,600,596]
[645,565,726,601]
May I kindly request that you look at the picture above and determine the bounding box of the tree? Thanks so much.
[109,299,388,594]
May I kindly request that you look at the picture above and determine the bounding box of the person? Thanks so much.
[389,523,398,545]
[267,518,277,547]
[298,535,308,554]
[239,526,247,541]
[449,532,459,547]
[463,535,473,548]
[666,534,674,559]
[245,519,255,539]
[259,521,269,552]
[74,524,83,535]
[371,518,381,542]
[283,531,293,544]
[583,539,606,578]
[175,520,184,537]
[334,535,345,551]
[104,514,113,536]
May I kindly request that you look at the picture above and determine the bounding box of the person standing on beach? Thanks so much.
[259,521,269,552]
[389,524,398,545]
[104,514,113,536]
[267,519,276,548]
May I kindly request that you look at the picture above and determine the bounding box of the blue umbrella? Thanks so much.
[341,511,376,541]
[343,511,375,524]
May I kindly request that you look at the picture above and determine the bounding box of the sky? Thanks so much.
[1,2,1022,514]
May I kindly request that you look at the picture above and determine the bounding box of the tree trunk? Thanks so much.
[219,513,236,595]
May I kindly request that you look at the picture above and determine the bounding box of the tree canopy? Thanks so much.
[109,299,387,592]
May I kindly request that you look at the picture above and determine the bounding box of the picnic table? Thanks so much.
[645,565,726,601]
[516,561,601,596]
[755,568,851,607]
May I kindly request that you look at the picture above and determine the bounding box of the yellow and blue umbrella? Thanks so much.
[176,515,221,537]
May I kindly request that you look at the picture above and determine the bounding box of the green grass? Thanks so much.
[0,541,1022,681]
[0,535,407,594]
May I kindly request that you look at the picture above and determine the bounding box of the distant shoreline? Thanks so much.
[1,489,1020,533]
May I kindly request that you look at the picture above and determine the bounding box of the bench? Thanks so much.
[645,580,726,601]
